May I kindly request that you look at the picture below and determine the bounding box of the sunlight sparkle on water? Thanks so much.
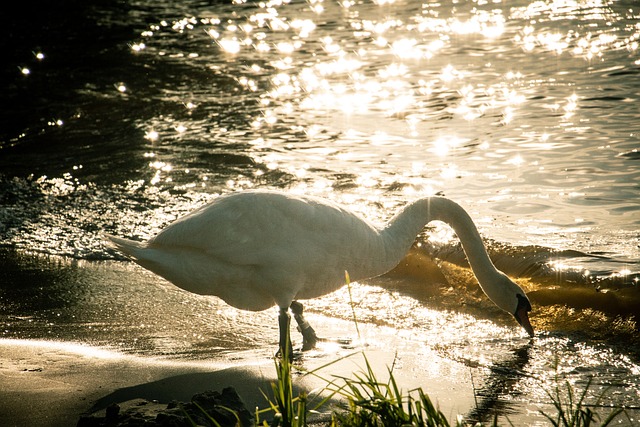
[290,19,316,37]
[391,38,437,60]
[144,130,159,141]
[431,136,467,157]
[512,1,636,59]
[450,12,505,38]
[439,64,463,82]
[506,154,525,166]
[131,42,146,52]
[217,38,241,54]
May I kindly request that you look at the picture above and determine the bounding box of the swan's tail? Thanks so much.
[103,233,147,259]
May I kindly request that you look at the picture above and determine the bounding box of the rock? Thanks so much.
[76,387,252,427]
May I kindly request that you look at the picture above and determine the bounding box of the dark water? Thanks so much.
[1,0,639,424]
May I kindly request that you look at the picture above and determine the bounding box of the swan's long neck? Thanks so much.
[378,197,535,336]
[380,197,498,288]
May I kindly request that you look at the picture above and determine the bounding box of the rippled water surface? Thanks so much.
[1,0,639,424]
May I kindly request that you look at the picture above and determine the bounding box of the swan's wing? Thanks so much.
[107,191,383,309]
[149,191,371,269]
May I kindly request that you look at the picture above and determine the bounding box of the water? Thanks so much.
[1,0,639,424]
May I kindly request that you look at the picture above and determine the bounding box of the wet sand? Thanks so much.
[0,337,476,427]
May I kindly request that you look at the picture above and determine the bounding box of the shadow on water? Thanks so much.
[465,343,533,425]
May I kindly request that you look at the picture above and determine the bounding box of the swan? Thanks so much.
[105,190,534,356]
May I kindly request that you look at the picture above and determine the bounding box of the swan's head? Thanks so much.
[513,293,534,337]
[486,273,534,337]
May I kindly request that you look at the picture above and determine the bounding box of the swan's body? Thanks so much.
[106,190,534,354]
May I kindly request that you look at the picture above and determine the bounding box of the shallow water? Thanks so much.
[1,0,639,424]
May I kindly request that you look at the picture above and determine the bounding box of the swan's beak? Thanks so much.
[514,307,534,337]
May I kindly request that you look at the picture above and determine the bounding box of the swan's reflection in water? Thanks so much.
[465,342,532,424]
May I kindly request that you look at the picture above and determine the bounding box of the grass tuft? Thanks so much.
[539,376,625,427]
[256,332,307,427]
[328,352,460,427]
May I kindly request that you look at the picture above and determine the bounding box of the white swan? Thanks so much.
[105,190,534,355]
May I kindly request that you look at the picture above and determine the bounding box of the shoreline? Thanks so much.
[0,338,477,427]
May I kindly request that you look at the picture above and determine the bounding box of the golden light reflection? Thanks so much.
[170,0,639,264]
[171,16,197,33]
[501,106,514,124]
[290,19,316,37]
[218,0,556,138]
[440,164,459,180]
[254,40,271,52]
[321,36,342,55]
[275,41,297,54]
[238,76,258,91]
[549,260,586,275]
[413,9,505,38]
[149,161,173,185]
[356,172,381,188]
[144,130,159,141]
[378,63,408,79]
[449,12,505,38]
[390,38,439,60]
[309,1,324,14]
[439,65,463,82]
[149,161,172,172]
[562,93,579,120]
[272,57,294,70]
[379,94,415,117]
[512,1,634,60]
[315,56,364,75]
[506,154,525,166]
[217,38,242,54]
[430,136,466,157]
[131,42,146,52]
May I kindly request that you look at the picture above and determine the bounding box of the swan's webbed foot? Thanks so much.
[290,301,318,351]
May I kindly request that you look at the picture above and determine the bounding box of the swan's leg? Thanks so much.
[278,307,293,360]
[290,301,318,351]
